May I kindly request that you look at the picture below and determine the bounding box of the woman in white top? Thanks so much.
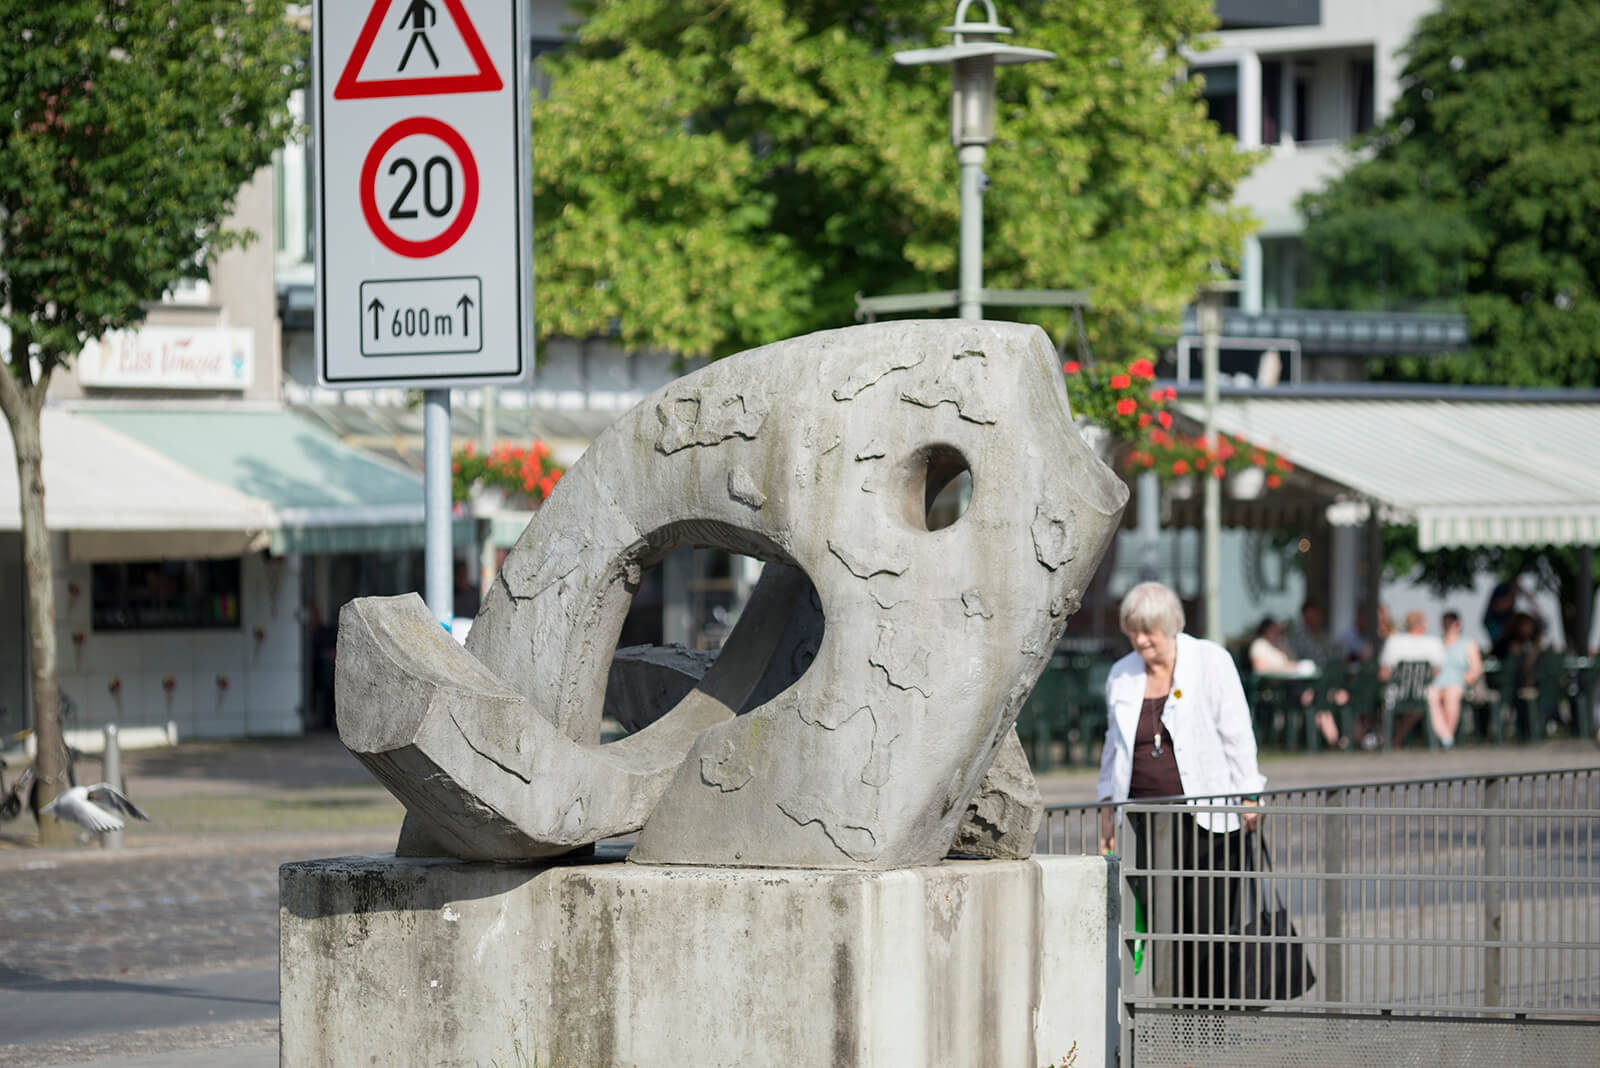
[1097,581,1265,1001]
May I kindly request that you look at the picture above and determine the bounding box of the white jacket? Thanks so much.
[1095,631,1266,833]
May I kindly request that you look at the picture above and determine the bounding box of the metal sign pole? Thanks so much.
[424,389,452,624]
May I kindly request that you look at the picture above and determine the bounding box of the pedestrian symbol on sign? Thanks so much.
[334,0,502,100]
[398,0,439,72]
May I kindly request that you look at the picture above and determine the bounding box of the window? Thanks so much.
[1194,64,1239,138]
[1351,58,1375,134]
[91,559,243,631]
[275,89,313,272]
[529,37,563,100]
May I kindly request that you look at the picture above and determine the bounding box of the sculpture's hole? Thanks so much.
[906,444,972,532]
[602,547,824,739]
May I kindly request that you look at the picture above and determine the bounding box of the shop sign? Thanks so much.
[76,326,254,391]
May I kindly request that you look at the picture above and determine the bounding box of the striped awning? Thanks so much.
[1175,390,1600,550]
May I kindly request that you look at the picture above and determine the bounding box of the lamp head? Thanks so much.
[892,0,1054,147]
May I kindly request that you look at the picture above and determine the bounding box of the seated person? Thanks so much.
[1249,617,1298,674]
[1380,610,1446,747]
[1289,599,1353,747]
[1249,617,1342,747]
[1430,610,1483,748]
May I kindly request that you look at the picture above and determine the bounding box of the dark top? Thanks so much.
[1128,693,1184,799]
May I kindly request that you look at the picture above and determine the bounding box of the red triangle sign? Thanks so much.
[334,0,503,100]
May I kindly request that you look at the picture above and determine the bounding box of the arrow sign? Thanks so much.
[457,292,475,335]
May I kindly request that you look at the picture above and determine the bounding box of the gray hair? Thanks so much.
[1119,581,1185,638]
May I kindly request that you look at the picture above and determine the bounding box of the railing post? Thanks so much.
[1150,811,1177,1004]
[101,724,123,850]
[1482,775,1502,1009]
[1321,787,1344,1004]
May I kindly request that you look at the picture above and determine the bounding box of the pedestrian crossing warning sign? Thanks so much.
[334,0,503,100]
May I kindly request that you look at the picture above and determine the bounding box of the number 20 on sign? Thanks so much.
[313,0,531,389]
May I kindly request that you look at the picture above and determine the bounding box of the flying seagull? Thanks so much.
[39,783,150,835]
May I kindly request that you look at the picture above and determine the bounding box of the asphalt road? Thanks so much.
[0,967,277,1047]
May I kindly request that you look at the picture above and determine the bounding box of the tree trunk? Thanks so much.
[1,387,71,845]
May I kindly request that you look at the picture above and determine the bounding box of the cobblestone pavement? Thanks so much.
[0,839,385,985]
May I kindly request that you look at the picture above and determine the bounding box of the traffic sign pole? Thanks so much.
[424,390,452,625]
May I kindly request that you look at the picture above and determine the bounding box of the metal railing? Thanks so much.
[1038,767,1600,1061]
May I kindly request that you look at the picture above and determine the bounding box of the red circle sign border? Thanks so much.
[360,117,480,259]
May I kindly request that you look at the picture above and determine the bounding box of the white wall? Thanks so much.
[1215,0,1438,120]
[53,545,303,746]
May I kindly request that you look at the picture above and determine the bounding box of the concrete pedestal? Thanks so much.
[280,850,1116,1067]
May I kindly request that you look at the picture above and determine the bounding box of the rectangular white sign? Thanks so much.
[358,276,483,356]
[314,0,531,389]
[77,326,254,391]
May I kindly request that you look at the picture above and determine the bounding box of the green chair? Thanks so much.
[1074,659,1112,767]
[1570,656,1600,742]
[1016,655,1069,772]
[1344,660,1381,746]
[1533,650,1567,738]
[1383,660,1434,749]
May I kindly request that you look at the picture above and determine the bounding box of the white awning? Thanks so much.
[0,406,460,562]
[0,409,276,560]
[1181,394,1600,550]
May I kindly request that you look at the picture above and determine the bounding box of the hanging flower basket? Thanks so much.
[453,439,565,510]
[1063,358,1294,492]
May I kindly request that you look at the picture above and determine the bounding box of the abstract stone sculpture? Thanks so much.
[336,320,1126,868]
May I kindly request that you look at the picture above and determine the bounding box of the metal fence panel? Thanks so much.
[1037,766,1600,1052]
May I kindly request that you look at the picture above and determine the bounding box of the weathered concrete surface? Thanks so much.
[279,852,1116,1068]
[337,319,1125,867]
[628,321,1124,868]
[951,727,1044,858]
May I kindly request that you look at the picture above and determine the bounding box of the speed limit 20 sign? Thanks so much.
[314,0,530,388]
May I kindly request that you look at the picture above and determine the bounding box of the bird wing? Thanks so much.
[56,794,125,834]
[84,784,151,822]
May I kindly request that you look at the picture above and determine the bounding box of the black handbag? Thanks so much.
[1226,838,1316,1001]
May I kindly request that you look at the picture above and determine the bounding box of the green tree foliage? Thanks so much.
[1300,0,1600,387]
[0,1,303,838]
[533,0,1258,361]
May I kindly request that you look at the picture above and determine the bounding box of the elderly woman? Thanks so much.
[1097,581,1265,1000]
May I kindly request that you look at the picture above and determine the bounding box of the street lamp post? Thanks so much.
[894,0,1053,321]
[1196,277,1238,642]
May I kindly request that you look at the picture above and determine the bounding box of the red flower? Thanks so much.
[1252,452,1267,467]
[463,441,476,457]
[1137,412,1151,428]
[1116,397,1137,416]
[1157,411,1172,429]
[1275,456,1293,473]
[1172,459,1190,476]
[1165,386,1178,401]
[1266,473,1283,489]
[1062,361,1080,375]
[1110,373,1131,390]
[1194,456,1208,471]
[1128,358,1155,380]
[1212,464,1227,479]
